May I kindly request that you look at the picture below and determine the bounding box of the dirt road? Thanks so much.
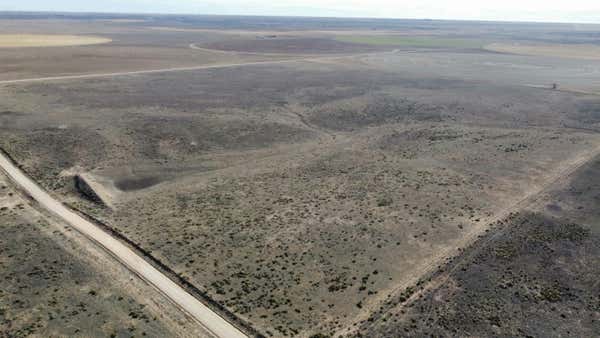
[339,143,600,336]
[0,59,301,85]
[0,49,398,85]
[0,151,248,338]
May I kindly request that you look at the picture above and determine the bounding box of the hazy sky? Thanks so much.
[3,0,600,24]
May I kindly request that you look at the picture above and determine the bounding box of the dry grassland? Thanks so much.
[486,42,600,60]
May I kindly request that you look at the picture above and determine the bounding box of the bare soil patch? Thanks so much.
[0,34,112,48]
[485,42,600,60]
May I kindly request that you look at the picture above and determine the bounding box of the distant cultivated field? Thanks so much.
[334,35,483,48]
[0,34,111,48]
[201,37,383,54]
[486,42,600,60]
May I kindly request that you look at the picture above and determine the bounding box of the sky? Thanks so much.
[2,0,600,24]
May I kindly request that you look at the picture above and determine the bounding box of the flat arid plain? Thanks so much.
[1,12,600,337]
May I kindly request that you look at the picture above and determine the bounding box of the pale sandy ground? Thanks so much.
[0,34,111,48]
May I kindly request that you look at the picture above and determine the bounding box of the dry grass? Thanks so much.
[0,34,111,48]
[335,35,484,48]
[485,42,600,60]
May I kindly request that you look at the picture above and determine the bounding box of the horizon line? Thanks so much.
[1,9,600,26]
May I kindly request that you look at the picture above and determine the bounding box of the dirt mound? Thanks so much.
[74,175,105,206]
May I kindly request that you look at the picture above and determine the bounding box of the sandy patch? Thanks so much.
[0,34,112,48]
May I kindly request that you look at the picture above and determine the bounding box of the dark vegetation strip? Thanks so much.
[360,216,510,328]
[0,147,264,338]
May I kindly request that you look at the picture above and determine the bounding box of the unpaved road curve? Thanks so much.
[189,43,317,57]
[0,152,248,338]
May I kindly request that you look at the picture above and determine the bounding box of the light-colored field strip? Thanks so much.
[0,49,400,85]
[0,34,112,48]
[0,152,248,338]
